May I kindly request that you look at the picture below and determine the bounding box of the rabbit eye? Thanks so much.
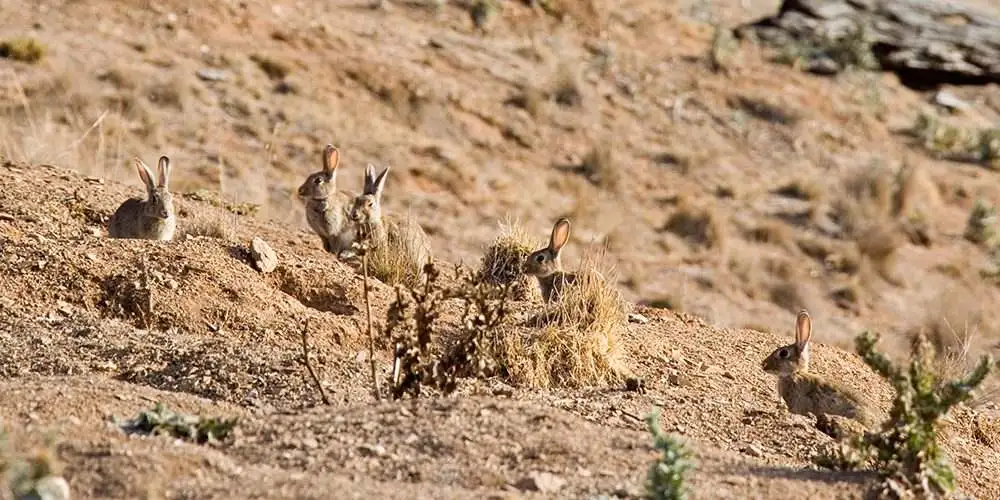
[313,177,322,185]
[534,254,546,263]
[778,348,790,359]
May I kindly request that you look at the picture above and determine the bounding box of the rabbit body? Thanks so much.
[523,218,578,301]
[762,310,882,428]
[349,165,432,273]
[108,156,176,241]
[298,145,357,257]
[776,372,878,427]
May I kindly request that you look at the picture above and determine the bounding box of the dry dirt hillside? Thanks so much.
[0,159,998,499]
[2,0,1000,498]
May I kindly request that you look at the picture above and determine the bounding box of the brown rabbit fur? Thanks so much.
[523,218,578,302]
[761,310,882,428]
[349,164,432,277]
[298,145,356,257]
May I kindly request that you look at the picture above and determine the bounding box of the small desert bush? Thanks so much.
[388,263,512,399]
[478,218,540,301]
[645,407,694,500]
[118,403,238,444]
[964,199,996,246]
[773,179,823,201]
[910,112,1000,169]
[833,165,908,282]
[1,431,70,500]
[822,332,995,498]
[551,62,583,108]
[663,198,727,250]
[249,53,291,80]
[487,249,629,388]
[708,23,736,74]
[578,139,620,191]
[0,37,45,63]
[773,24,878,73]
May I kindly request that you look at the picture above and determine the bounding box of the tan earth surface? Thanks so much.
[1,0,1000,498]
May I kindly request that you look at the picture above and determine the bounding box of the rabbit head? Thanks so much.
[349,164,389,225]
[524,218,571,278]
[298,145,342,200]
[762,309,812,375]
[138,156,174,220]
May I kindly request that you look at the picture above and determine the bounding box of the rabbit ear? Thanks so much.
[322,145,340,175]
[372,166,390,200]
[549,218,571,253]
[363,164,377,194]
[795,310,812,350]
[135,158,155,192]
[157,156,171,188]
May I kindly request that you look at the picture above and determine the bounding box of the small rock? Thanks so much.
[627,312,649,324]
[300,437,319,449]
[668,372,688,386]
[807,56,840,75]
[197,68,228,82]
[741,443,764,458]
[249,237,277,273]
[358,443,387,457]
[933,90,970,112]
[514,471,566,493]
[29,475,71,500]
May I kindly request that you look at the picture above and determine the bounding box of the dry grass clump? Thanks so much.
[773,178,824,201]
[177,210,236,240]
[744,219,795,249]
[0,37,45,63]
[249,53,291,80]
[364,217,429,288]
[551,62,583,108]
[477,218,540,301]
[832,163,926,283]
[663,197,727,250]
[578,139,620,191]
[487,249,629,388]
[729,95,800,126]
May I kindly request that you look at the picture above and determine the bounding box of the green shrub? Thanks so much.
[839,332,995,498]
[645,407,694,500]
[0,38,45,63]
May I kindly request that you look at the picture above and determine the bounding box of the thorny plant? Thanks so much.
[118,403,238,445]
[387,262,513,399]
[818,332,995,499]
[353,233,382,400]
[645,407,694,500]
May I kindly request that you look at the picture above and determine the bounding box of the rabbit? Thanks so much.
[761,310,882,428]
[348,164,432,273]
[523,217,579,302]
[297,144,357,258]
[108,156,176,241]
